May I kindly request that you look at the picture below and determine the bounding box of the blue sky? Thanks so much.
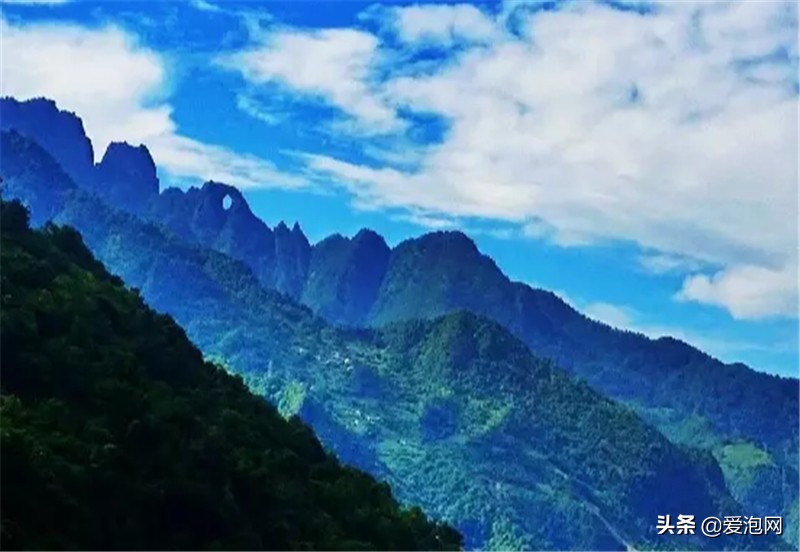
[2,0,798,376]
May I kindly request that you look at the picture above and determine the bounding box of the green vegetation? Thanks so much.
[140,168,799,541]
[0,199,461,551]
[0,127,791,550]
[719,442,774,475]
[314,230,799,542]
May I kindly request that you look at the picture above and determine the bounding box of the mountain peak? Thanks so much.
[197,180,256,217]
[353,228,385,244]
[351,228,390,260]
[417,229,478,253]
[391,230,484,269]
[0,96,96,187]
[103,141,151,156]
[2,96,58,112]
[96,142,159,213]
[201,180,242,198]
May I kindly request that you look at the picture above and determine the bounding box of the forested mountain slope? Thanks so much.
[0,199,461,550]
[6,100,794,479]
[131,166,800,537]
[0,126,784,550]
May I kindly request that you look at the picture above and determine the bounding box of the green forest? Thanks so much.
[1,125,792,550]
[0,199,462,551]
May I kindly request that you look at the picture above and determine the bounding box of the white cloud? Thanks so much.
[235,93,283,126]
[638,253,706,275]
[149,134,304,190]
[187,0,221,13]
[1,0,70,5]
[677,264,799,320]
[395,210,456,230]
[248,0,797,320]
[1,17,169,154]
[391,4,498,45]
[218,27,404,135]
[0,17,302,189]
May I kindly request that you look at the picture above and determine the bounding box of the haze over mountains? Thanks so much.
[1,97,798,550]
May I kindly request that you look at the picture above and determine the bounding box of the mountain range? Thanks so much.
[1,96,797,550]
[0,197,462,551]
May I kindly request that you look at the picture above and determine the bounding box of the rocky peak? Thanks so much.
[399,230,481,263]
[424,230,477,250]
[352,228,389,252]
[273,220,311,299]
[200,181,244,205]
[0,97,96,187]
[96,142,159,213]
[185,181,258,242]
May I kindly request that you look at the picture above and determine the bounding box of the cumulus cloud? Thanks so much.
[391,3,498,45]
[0,16,303,189]
[229,0,797,319]
[677,264,799,320]
[1,17,169,152]
[217,27,404,135]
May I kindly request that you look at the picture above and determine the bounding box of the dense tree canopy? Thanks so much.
[0,199,462,551]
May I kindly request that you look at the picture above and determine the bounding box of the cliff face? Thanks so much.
[0,98,313,300]
[96,142,160,214]
[302,229,391,326]
[0,97,158,213]
[0,97,96,187]
[145,181,311,299]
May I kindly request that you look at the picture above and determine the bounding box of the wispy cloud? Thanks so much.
[1,0,70,5]
[224,0,798,320]
[235,93,284,126]
[394,210,457,230]
[187,0,221,13]
[0,16,305,190]
[638,253,706,275]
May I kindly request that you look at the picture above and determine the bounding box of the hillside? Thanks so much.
[120,161,799,536]
[124,170,800,532]
[0,97,794,550]
[0,198,461,550]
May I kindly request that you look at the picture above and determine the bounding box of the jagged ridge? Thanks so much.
[1,97,797,548]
